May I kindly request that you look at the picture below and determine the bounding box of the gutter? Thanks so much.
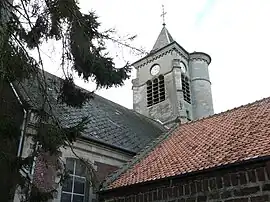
[9,82,27,157]
[80,135,136,156]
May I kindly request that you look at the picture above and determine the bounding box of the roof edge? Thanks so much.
[101,124,179,190]
[79,136,136,156]
[100,154,270,193]
[151,26,174,52]
[185,96,270,128]
[132,111,168,131]
[17,69,165,129]
[101,95,270,190]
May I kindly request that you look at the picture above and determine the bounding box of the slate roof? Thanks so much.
[14,71,166,153]
[104,97,270,189]
[151,26,174,52]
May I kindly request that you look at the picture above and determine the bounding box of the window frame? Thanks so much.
[61,158,88,202]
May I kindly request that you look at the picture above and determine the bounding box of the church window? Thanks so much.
[61,158,88,202]
[181,74,191,103]
[147,75,165,107]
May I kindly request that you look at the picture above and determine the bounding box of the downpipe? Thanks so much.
[9,82,28,201]
[9,82,27,157]
[17,109,27,156]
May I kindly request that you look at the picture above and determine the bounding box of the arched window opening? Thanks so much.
[147,75,165,107]
[181,74,191,104]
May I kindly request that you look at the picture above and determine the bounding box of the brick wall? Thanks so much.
[33,152,59,192]
[95,161,119,184]
[100,159,270,202]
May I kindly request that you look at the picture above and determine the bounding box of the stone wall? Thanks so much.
[42,139,132,202]
[13,127,133,202]
[100,159,270,202]
[189,53,214,120]
[132,47,188,126]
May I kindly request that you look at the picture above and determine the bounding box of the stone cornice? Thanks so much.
[132,43,211,69]
[134,49,173,69]
[189,52,211,65]
[191,77,211,84]
[133,42,189,69]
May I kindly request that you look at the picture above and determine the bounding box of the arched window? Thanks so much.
[147,75,165,107]
[181,74,191,104]
[61,158,88,202]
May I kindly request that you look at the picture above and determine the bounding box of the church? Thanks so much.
[98,25,270,202]
[6,19,270,202]
[131,24,213,127]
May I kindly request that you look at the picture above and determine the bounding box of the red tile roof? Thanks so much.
[107,97,270,189]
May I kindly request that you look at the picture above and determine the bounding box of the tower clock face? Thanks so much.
[150,64,160,76]
[180,62,187,73]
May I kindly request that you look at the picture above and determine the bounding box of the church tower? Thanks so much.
[132,24,214,127]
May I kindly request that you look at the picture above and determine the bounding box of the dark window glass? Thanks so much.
[73,195,84,202]
[75,161,86,176]
[66,158,74,174]
[74,177,85,194]
[62,177,73,192]
[61,193,71,202]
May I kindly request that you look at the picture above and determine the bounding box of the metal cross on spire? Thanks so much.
[161,5,167,26]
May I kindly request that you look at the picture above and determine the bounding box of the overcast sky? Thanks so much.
[44,0,270,114]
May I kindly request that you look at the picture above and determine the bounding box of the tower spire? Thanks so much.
[161,5,167,26]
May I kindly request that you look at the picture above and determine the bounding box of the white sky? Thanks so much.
[44,0,270,114]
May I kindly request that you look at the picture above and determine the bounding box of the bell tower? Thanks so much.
[132,18,214,127]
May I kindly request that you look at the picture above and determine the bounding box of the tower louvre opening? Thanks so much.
[181,74,191,104]
[147,75,165,107]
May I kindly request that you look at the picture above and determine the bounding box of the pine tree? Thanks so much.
[0,0,143,201]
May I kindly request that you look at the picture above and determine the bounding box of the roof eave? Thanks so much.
[99,154,270,194]
[79,135,136,156]
[100,124,179,190]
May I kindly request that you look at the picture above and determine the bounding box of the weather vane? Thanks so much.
[161,5,167,26]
